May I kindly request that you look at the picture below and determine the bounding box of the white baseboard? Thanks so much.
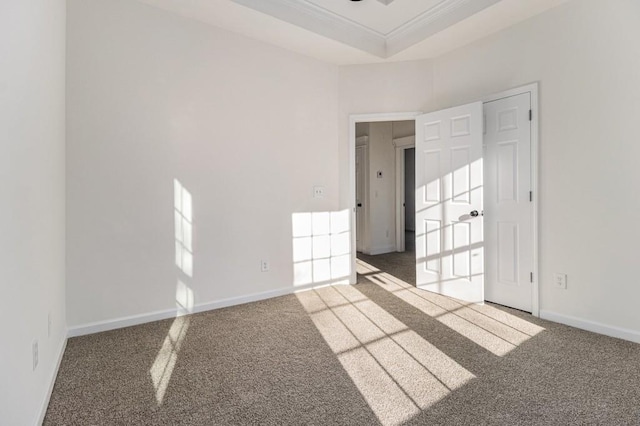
[539,310,640,344]
[67,282,338,338]
[68,307,180,338]
[368,245,397,255]
[36,333,67,426]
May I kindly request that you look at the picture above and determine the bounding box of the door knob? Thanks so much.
[357,203,362,207]
[470,210,479,217]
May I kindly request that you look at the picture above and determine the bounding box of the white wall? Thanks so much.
[339,60,434,208]
[66,0,340,328]
[392,120,416,140]
[355,122,369,138]
[340,0,640,338]
[0,0,67,424]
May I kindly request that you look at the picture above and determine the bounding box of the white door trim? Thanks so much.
[349,112,423,284]
[355,144,369,253]
[394,136,415,252]
[482,82,540,317]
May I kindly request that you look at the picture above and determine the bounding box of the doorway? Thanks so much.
[348,83,539,316]
[353,118,419,286]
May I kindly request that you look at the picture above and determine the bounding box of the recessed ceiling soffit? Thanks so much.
[230,0,502,58]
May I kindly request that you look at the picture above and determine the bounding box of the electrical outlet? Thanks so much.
[261,260,270,272]
[32,340,39,371]
[554,273,567,289]
[313,186,325,198]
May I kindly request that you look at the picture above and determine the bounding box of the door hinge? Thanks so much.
[529,191,533,202]
[529,109,532,121]
[530,272,534,283]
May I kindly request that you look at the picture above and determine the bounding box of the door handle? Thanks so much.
[357,203,362,207]
[470,210,480,217]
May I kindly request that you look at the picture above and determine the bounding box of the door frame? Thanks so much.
[347,83,539,317]
[355,141,369,253]
[348,112,423,285]
[481,82,540,317]
[394,136,415,252]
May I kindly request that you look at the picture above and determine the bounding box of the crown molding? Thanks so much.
[386,0,501,57]
[231,0,501,58]
[232,0,386,57]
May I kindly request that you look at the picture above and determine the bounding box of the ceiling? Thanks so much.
[134,0,570,64]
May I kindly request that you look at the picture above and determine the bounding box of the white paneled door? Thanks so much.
[415,102,484,303]
[483,93,532,312]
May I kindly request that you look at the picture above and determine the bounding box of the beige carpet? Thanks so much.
[45,262,640,425]
[357,250,416,287]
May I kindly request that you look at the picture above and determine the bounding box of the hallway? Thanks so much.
[357,231,416,286]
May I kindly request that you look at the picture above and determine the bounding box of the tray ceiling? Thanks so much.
[305,0,444,36]
[231,0,502,58]
[134,0,571,64]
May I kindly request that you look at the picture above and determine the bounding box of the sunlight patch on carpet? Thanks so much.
[357,258,544,356]
[297,285,475,426]
[150,315,190,405]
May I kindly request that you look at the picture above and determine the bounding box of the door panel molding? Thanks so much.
[415,101,484,304]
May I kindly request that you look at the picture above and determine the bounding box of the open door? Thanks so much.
[415,102,484,303]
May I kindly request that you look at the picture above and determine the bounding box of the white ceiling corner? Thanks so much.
[230,0,502,58]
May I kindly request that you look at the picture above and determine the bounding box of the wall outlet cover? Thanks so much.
[554,273,567,289]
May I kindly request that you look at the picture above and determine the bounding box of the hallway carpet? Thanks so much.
[356,230,416,286]
[357,250,415,286]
